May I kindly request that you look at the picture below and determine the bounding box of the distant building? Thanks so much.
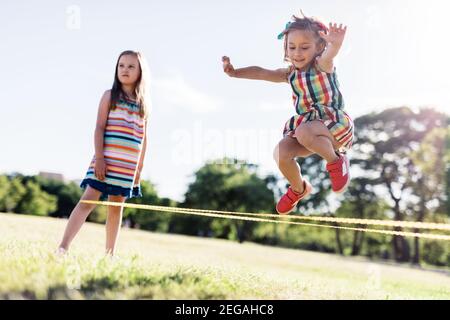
[38,171,65,182]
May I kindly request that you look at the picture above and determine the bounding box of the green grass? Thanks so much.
[1,212,449,299]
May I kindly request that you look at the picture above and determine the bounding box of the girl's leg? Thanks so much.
[295,121,350,193]
[105,194,126,256]
[273,136,313,194]
[295,121,342,163]
[58,186,102,251]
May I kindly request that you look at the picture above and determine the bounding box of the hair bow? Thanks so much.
[314,20,328,32]
[277,21,291,40]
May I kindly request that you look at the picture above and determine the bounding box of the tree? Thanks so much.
[125,180,173,231]
[33,176,82,218]
[408,127,450,264]
[182,158,275,243]
[0,175,10,211]
[0,175,26,213]
[15,180,57,216]
[336,179,390,256]
[353,107,448,262]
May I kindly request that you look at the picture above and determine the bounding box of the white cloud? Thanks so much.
[152,73,222,113]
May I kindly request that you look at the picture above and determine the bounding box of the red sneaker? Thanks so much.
[276,180,313,215]
[326,153,350,193]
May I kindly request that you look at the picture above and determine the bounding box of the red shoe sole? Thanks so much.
[276,201,300,215]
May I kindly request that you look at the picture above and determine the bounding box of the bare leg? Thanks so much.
[105,194,126,256]
[295,121,342,163]
[273,136,313,194]
[58,186,102,251]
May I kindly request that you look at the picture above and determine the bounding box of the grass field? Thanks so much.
[0,212,449,300]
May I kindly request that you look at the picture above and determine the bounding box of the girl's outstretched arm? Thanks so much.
[317,23,347,73]
[222,56,289,83]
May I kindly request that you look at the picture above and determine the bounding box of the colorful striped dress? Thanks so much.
[283,60,354,150]
[80,97,145,199]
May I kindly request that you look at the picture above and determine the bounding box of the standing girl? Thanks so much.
[57,50,149,255]
[222,12,353,215]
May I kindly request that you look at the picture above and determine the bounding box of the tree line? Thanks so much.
[0,107,448,266]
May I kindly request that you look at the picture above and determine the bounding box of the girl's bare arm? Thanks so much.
[94,90,111,159]
[317,23,347,73]
[138,119,148,172]
[222,56,289,83]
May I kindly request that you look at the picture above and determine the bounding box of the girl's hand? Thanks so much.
[319,23,347,47]
[222,56,236,77]
[94,158,107,181]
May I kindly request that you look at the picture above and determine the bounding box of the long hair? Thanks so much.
[110,50,150,119]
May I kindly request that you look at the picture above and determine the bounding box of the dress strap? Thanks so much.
[286,65,296,81]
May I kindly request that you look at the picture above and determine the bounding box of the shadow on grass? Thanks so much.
[2,270,231,299]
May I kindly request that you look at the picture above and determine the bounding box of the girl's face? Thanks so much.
[117,54,141,86]
[286,29,324,70]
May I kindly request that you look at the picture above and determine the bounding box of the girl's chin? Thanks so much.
[293,61,311,69]
[120,80,134,85]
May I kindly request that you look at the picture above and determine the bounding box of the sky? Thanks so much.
[1,0,449,201]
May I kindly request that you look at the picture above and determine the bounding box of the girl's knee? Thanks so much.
[273,144,281,162]
[295,126,313,146]
[273,143,294,164]
[81,186,101,200]
[78,187,101,210]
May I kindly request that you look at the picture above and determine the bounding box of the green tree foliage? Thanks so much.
[0,175,26,213]
[409,127,449,216]
[33,176,82,218]
[0,176,8,208]
[407,127,450,265]
[124,180,175,231]
[335,194,391,257]
[15,180,57,216]
[353,107,449,262]
[181,158,275,242]
[421,240,450,267]
[29,176,105,222]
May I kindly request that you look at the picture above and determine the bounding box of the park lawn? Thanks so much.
[0,212,449,299]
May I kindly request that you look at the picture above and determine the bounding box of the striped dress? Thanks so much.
[283,60,354,150]
[80,97,145,199]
